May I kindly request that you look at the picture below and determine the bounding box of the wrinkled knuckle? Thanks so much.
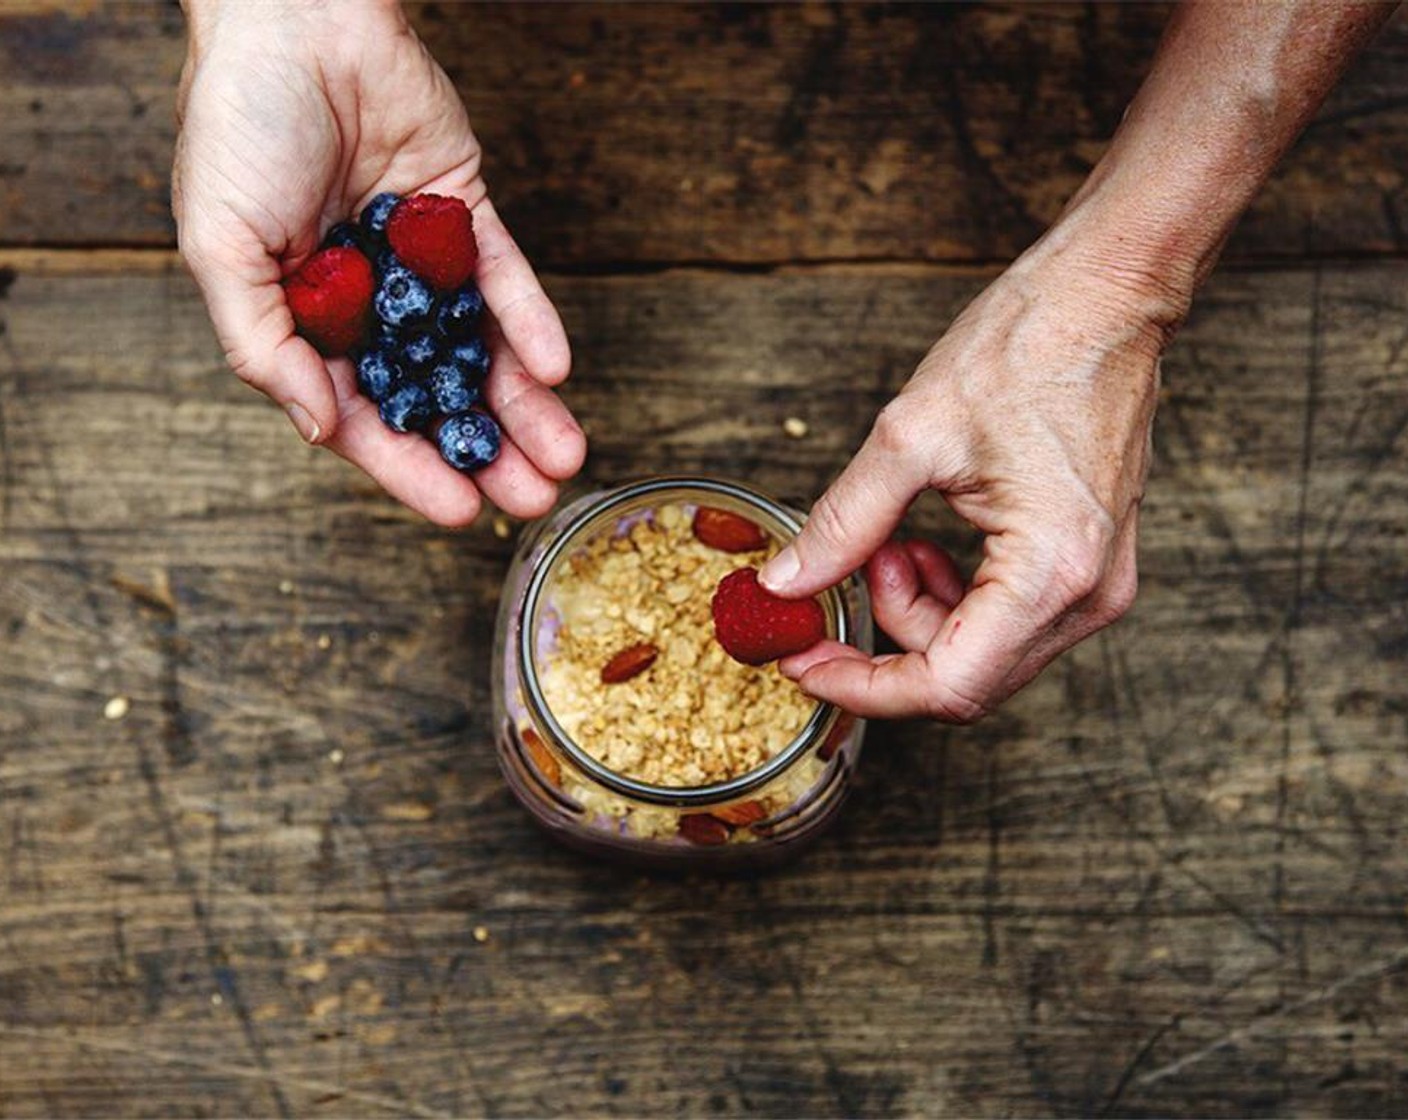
[224,348,262,389]
[1046,514,1115,609]
[871,400,920,459]
[928,681,990,725]
[808,489,854,552]
[1049,548,1104,608]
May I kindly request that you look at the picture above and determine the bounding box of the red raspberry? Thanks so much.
[283,247,374,356]
[711,567,827,666]
[386,193,478,292]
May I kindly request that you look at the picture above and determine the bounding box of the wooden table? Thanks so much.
[2,4,1407,1115]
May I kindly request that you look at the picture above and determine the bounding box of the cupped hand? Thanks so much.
[759,236,1188,721]
[172,0,584,525]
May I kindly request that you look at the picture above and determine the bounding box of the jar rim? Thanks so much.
[516,475,845,807]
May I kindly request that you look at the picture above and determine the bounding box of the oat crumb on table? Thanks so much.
[540,502,816,788]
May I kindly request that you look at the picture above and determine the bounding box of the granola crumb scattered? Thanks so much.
[539,502,816,788]
[472,926,490,943]
[103,695,130,721]
[782,416,809,439]
[492,515,513,540]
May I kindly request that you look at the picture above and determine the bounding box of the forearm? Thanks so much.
[1044,0,1397,319]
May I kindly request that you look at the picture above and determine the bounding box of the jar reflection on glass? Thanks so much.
[491,476,872,870]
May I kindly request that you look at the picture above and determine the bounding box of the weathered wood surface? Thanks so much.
[1,3,1407,262]
[4,0,1408,1113]
[2,256,1407,1116]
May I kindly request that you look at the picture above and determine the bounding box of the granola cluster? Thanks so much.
[539,503,817,788]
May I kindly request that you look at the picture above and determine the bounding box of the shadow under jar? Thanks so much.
[492,476,873,871]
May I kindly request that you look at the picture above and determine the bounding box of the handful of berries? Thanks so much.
[282,191,501,472]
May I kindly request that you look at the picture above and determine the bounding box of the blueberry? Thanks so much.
[427,358,483,415]
[320,221,364,252]
[373,320,403,352]
[374,265,434,329]
[378,382,434,433]
[360,192,401,239]
[435,284,485,339]
[437,411,501,471]
[400,329,440,374]
[356,348,402,403]
[375,247,402,275]
[447,336,491,380]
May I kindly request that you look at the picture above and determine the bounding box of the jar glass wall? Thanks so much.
[491,477,872,870]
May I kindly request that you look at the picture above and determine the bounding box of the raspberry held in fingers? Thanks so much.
[711,567,827,666]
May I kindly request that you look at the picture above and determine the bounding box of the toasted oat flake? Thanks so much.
[539,503,816,788]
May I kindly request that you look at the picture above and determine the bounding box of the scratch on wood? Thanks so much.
[1135,943,1408,1088]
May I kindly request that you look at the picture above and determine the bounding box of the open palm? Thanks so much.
[173,2,584,525]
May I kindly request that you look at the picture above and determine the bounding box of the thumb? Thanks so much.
[183,229,341,445]
[760,409,928,598]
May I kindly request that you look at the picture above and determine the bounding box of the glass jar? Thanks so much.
[491,476,872,871]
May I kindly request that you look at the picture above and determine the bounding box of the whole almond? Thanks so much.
[600,641,659,684]
[520,726,562,787]
[712,800,768,827]
[692,506,769,553]
[678,813,731,846]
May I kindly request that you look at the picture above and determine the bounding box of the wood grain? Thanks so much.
[0,3,1406,263]
[2,261,1407,1116]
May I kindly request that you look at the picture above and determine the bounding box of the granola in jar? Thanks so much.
[492,477,871,869]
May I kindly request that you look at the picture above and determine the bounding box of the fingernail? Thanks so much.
[759,547,800,593]
[285,402,322,444]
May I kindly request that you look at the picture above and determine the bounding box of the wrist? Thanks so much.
[181,0,403,51]
[1015,187,1201,358]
